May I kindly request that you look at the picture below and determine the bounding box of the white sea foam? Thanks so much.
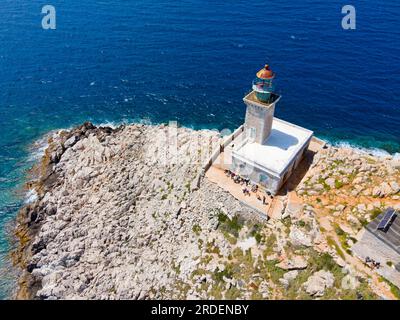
[96,121,123,129]
[27,136,49,162]
[24,189,38,204]
[332,140,396,158]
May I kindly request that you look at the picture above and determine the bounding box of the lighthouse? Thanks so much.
[229,64,314,195]
[243,64,281,144]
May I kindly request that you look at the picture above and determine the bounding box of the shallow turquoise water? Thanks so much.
[0,0,399,298]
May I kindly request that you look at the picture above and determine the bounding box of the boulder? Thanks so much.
[289,226,313,247]
[279,270,299,288]
[325,178,335,189]
[389,181,400,194]
[303,270,335,297]
[341,274,359,290]
[276,255,308,270]
[64,135,78,149]
[372,182,393,198]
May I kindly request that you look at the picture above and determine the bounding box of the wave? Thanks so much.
[24,189,38,204]
[330,140,399,158]
[27,129,69,162]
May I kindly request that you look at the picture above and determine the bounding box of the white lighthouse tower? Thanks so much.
[244,64,281,144]
[230,64,314,195]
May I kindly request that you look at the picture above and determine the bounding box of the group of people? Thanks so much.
[365,256,381,269]
[224,169,269,205]
[225,169,251,185]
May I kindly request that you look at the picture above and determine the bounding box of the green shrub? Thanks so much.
[334,179,344,189]
[213,265,233,283]
[254,233,263,244]
[192,224,202,235]
[370,208,382,220]
[264,260,286,284]
[250,224,263,244]
[297,220,306,228]
[217,212,244,238]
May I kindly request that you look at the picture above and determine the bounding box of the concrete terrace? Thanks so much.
[205,136,325,219]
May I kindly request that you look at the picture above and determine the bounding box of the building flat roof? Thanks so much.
[233,117,313,176]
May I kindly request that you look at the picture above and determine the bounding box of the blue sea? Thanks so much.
[0,0,399,298]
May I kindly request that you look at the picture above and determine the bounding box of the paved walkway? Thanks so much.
[206,166,272,218]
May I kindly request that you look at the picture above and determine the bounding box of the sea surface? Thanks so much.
[0,0,399,298]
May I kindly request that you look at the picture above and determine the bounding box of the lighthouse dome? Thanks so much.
[256,64,275,80]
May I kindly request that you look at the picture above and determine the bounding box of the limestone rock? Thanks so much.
[341,274,359,290]
[289,226,313,247]
[276,255,308,270]
[304,270,334,297]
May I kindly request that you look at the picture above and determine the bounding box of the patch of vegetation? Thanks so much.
[173,280,191,299]
[198,238,203,250]
[171,262,181,275]
[386,261,393,267]
[205,240,221,256]
[224,286,241,300]
[389,283,400,299]
[327,236,345,260]
[250,224,264,244]
[191,268,209,279]
[213,265,234,283]
[359,217,369,228]
[297,219,312,232]
[380,277,400,299]
[284,269,313,300]
[333,223,352,255]
[263,234,277,256]
[297,220,306,228]
[263,259,286,284]
[232,247,244,259]
[334,179,344,189]
[217,211,244,238]
[192,224,202,236]
[209,284,223,299]
[222,231,237,245]
[333,159,345,166]
[185,181,191,193]
[166,181,174,192]
[318,178,331,191]
[370,208,382,220]
[308,250,343,282]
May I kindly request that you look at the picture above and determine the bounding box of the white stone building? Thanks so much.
[228,65,313,195]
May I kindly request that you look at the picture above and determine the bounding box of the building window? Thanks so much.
[260,174,268,185]
[247,127,256,141]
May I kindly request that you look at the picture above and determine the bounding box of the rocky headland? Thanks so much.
[12,122,400,300]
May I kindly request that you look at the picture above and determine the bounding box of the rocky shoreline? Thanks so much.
[12,122,123,298]
[11,122,400,300]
